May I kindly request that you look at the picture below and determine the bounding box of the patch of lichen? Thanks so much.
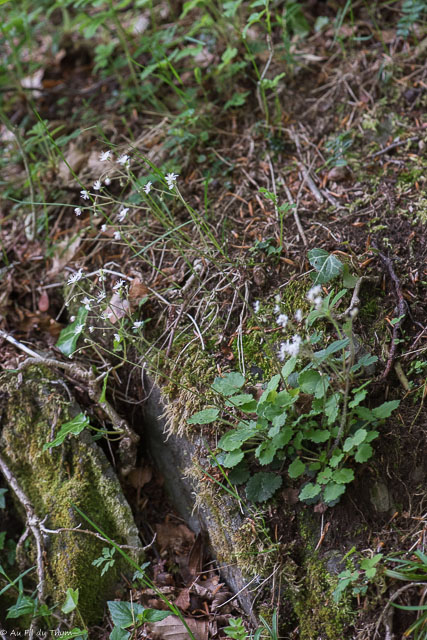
[0,365,142,625]
[288,510,355,639]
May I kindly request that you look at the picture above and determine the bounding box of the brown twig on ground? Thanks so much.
[283,183,308,247]
[375,251,407,380]
[40,522,155,552]
[366,136,419,160]
[374,582,427,639]
[0,454,45,602]
[335,275,379,320]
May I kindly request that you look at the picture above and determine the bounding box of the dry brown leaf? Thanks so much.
[156,522,195,555]
[128,466,152,489]
[58,143,89,181]
[128,278,150,307]
[48,236,81,277]
[104,293,130,323]
[147,615,208,640]
[174,587,190,611]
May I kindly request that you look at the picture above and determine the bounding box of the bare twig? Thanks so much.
[375,251,407,380]
[374,582,427,639]
[297,161,324,204]
[283,183,308,247]
[0,454,45,601]
[40,523,154,552]
[335,276,379,320]
[0,329,42,358]
[367,136,419,160]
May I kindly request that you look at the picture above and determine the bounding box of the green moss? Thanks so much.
[0,366,142,625]
[286,511,355,639]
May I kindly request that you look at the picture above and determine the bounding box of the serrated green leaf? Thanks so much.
[307,429,330,443]
[218,425,256,451]
[223,449,244,468]
[212,372,245,396]
[256,440,278,465]
[299,482,321,501]
[329,451,344,467]
[372,400,400,419]
[245,472,282,502]
[332,468,354,484]
[308,248,343,284]
[317,467,333,484]
[43,413,89,451]
[354,443,373,463]
[187,408,219,424]
[57,307,88,356]
[323,482,346,504]
[325,393,340,425]
[61,588,79,614]
[225,393,254,407]
[288,457,305,478]
[228,461,250,485]
[272,426,293,448]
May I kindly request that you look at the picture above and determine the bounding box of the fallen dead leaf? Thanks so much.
[48,236,82,278]
[104,293,130,323]
[147,615,208,640]
[174,587,190,611]
[128,466,152,489]
[156,522,195,555]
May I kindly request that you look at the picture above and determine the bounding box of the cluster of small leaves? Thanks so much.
[397,0,426,39]
[333,550,383,603]
[108,600,172,640]
[189,285,400,505]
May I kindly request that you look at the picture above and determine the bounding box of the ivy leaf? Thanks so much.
[354,443,373,463]
[323,482,346,504]
[245,472,282,502]
[372,400,400,419]
[143,610,173,622]
[299,482,321,501]
[307,248,343,284]
[43,413,89,451]
[61,588,79,614]
[57,306,88,356]
[187,408,219,424]
[288,457,306,478]
[332,468,354,484]
[212,372,245,396]
[110,627,130,640]
[107,602,145,629]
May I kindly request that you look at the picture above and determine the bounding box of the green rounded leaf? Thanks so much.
[332,468,355,484]
[223,449,244,468]
[57,306,88,356]
[323,482,346,504]
[187,408,219,424]
[288,457,306,478]
[245,472,282,502]
[299,482,322,501]
[354,443,373,463]
[212,372,245,396]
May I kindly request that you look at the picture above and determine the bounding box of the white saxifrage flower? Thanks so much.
[82,296,92,310]
[104,177,111,186]
[113,279,126,290]
[118,207,129,222]
[277,313,289,329]
[279,335,302,360]
[93,180,102,191]
[253,300,260,313]
[74,207,82,216]
[295,309,303,323]
[80,190,90,200]
[101,224,107,232]
[67,269,84,285]
[143,181,152,194]
[113,231,121,240]
[133,321,144,329]
[307,284,323,310]
[165,172,178,189]
[99,150,111,162]
[117,154,130,166]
